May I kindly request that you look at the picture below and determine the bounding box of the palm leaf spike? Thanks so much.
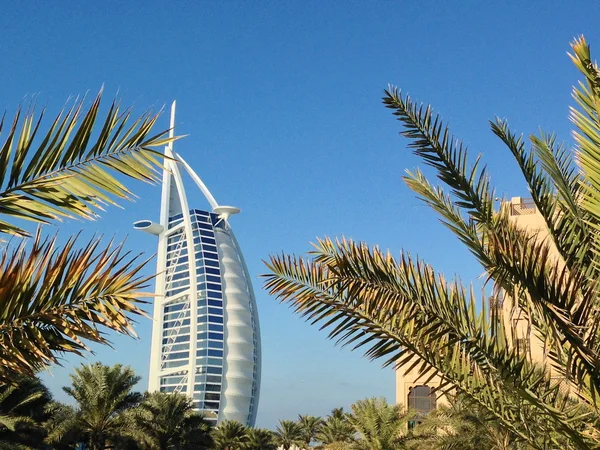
[0,228,152,381]
[268,43,594,446]
[264,240,592,449]
[385,79,600,403]
[0,90,177,237]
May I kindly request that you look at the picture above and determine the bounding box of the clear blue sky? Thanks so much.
[1,0,600,429]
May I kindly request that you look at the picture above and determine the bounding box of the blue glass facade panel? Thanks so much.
[160,209,226,419]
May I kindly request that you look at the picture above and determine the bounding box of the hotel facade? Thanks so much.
[136,104,261,426]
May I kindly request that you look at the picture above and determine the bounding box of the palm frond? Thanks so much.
[43,402,78,446]
[565,36,600,289]
[531,132,581,215]
[0,230,152,381]
[265,35,600,450]
[213,420,249,450]
[402,138,600,412]
[0,90,174,237]
[58,363,142,449]
[491,119,592,274]
[570,36,600,218]
[383,87,495,224]
[384,84,600,415]
[264,239,597,449]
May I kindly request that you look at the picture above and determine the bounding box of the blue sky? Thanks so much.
[2,1,600,429]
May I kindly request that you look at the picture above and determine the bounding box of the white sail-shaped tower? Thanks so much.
[136,103,261,426]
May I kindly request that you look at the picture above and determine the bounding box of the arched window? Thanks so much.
[407,385,437,414]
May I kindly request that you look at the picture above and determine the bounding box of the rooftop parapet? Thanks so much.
[509,197,537,216]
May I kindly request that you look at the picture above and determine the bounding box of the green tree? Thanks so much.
[264,36,600,449]
[406,395,520,450]
[47,363,142,450]
[127,391,212,450]
[329,409,346,421]
[212,420,249,450]
[0,377,51,449]
[316,415,354,448]
[298,415,323,448]
[0,91,171,383]
[246,428,276,450]
[44,402,80,449]
[348,398,412,450]
[274,420,304,450]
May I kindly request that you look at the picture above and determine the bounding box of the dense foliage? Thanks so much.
[0,91,173,382]
[264,36,600,449]
[0,368,520,450]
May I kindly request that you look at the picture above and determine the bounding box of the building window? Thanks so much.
[408,385,437,414]
[205,392,220,401]
[206,275,221,284]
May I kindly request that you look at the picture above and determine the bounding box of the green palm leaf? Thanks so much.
[50,363,142,449]
[0,90,174,237]
[273,419,304,450]
[264,239,594,449]
[348,398,412,450]
[212,420,249,450]
[125,391,213,450]
[247,428,276,450]
[264,35,600,450]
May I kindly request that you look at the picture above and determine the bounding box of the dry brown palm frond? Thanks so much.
[0,229,152,381]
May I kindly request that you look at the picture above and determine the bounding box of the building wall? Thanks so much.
[395,366,446,410]
[395,197,556,410]
[216,224,261,425]
[502,197,550,368]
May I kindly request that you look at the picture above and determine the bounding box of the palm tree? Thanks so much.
[247,428,276,450]
[47,363,142,450]
[297,415,323,448]
[44,401,80,449]
[316,415,354,449]
[264,36,600,449]
[0,91,172,383]
[329,409,346,421]
[0,377,52,449]
[348,398,412,450]
[212,420,249,450]
[407,395,537,450]
[127,391,212,450]
[274,420,304,450]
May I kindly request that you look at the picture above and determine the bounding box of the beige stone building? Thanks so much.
[396,197,554,411]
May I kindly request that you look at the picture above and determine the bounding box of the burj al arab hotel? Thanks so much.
[135,103,261,426]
